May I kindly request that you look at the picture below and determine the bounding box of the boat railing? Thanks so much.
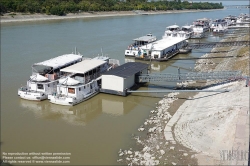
[109,59,120,67]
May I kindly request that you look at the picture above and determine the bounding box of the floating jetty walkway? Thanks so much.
[185,40,250,49]
[137,71,242,82]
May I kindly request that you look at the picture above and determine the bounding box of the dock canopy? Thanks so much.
[102,62,148,78]
[60,59,106,74]
[33,54,82,70]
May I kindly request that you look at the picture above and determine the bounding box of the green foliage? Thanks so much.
[0,0,224,16]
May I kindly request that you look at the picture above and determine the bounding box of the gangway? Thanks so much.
[137,71,242,82]
[185,41,250,49]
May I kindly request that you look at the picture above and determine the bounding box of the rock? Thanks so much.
[138,127,145,131]
[172,162,177,165]
[143,146,149,152]
[117,159,123,162]
[143,152,151,159]
[160,150,165,155]
[170,146,175,150]
[119,152,124,156]
[156,145,160,150]
[127,150,132,155]
[183,153,188,156]
[171,140,176,144]
[154,160,159,165]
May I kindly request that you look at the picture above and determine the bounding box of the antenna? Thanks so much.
[75,47,77,54]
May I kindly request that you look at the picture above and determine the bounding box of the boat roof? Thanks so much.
[197,18,210,21]
[133,34,156,42]
[33,54,82,70]
[140,37,186,51]
[60,59,106,74]
[102,62,148,78]
[92,55,110,61]
[182,25,192,29]
[166,25,180,29]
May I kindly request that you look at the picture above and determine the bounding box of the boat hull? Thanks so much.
[49,91,99,106]
[125,49,139,57]
[18,90,47,101]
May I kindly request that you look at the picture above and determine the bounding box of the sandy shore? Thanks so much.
[117,32,249,165]
[0,9,223,23]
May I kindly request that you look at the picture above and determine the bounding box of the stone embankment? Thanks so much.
[117,33,249,165]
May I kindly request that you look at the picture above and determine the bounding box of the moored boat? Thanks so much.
[18,53,83,101]
[180,25,194,39]
[191,18,210,39]
[125,33,157,57]
[48,56,119,106]
[136,37,188,61]
[213,24,228,35]
[210,19,228,31]
[162,25,181,39]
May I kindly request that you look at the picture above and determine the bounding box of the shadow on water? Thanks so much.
[18,93,148,126]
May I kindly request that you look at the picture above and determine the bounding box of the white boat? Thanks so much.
[237,13,250,23]
[49,57,119,106]
[18,53,83,101]
[213,24,228,35]
[192,18,210,38]
[137,37,188,60]
[125,33,157,57]
[210,19,228,31]
[162,25,181,39]
[180,25,194,39]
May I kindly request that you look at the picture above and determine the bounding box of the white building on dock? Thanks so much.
[100,62,148,96]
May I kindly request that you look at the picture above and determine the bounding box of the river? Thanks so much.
[1,7,248,165]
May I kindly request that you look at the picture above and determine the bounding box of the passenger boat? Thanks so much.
[191,18,210,38]
[48,56,119,106]
[213,24,228,35]
[125,33,157,57]
[179,25,194,39]
[18,53,83,101]
[210,19,228,31]
[136,37,188,61]
[162,25,181,39]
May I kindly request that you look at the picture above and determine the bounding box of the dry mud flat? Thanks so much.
[118,34,249,165]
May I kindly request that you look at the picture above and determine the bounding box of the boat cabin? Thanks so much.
[25,54,82,95]
[50,59,109,103]
[138,37,187,59]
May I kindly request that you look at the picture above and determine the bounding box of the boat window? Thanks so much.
[68,88,75,94]
[48,84,50,87]
[37,84,44,89]
[79,88,81,91]
[83,86,85,89]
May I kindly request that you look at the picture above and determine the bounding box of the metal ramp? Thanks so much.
[137,71,242,82]
[185,41,250,49]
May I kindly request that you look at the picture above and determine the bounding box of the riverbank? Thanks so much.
[0,9,223,23]
[117,33,249,165]
[173,34,249,165]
